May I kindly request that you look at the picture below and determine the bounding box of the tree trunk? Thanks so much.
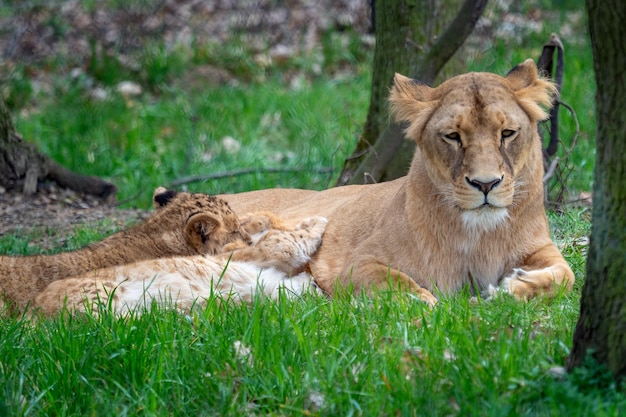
[568,0,626,380]
[0,98,117,200]
[336,0,487,185]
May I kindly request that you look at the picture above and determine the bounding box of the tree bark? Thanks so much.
[0,98,117,200]
[568,0,626,380]
[336,0,488,185]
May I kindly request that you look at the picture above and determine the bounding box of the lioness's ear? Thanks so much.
[506,59,558,121]
[153,187,178,209]
[184,213,221,253]
[388,73,438,142]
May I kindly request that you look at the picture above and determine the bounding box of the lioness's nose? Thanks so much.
[466,176,503,195]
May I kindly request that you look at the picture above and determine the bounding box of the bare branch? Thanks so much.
[417,0,489,83]
[543,156,560,185]
[47,159,117,201]
[167,167,333,188]
[558,100,580,157]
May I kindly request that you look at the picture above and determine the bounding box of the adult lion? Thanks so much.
[219,59,574,305]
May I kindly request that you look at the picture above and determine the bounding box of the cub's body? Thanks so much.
[34,216,327,315]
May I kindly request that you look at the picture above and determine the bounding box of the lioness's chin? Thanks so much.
[461,207,509,233]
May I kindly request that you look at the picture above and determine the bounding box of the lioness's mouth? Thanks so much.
[472,203,506,212]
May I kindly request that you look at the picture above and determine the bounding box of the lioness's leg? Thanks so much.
[501,243,574,299]
[339,258,438,306]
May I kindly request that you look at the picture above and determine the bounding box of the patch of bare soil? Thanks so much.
[0,183,150,248]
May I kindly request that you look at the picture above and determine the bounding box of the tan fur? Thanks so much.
[217,60,574,305]
[1,187,251,311]
[33,216,327,316]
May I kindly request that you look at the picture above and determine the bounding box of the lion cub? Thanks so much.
[1,186,251,312]
[33,215,327,316]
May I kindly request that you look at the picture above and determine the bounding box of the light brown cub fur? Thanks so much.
[218,60,575,304]
[33,215,328,316]
[1,187,251,311]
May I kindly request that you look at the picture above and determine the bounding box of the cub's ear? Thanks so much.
[153,187,178,209]
[388,73,437,142]
[506,58,558,121]
[184,212,221,254]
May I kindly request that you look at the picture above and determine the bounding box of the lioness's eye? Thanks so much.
[501,129,516,139]
[444,132,461,143]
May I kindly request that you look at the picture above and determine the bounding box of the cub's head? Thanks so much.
[389,59,556,231]
[149,187,252,255]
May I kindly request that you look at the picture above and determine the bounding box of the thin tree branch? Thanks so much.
[558,100,580,158]
[543,156,560,185]
[167,167,333,188]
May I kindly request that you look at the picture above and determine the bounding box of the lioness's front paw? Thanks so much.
[415,288,438,307]
[500,267,557,300]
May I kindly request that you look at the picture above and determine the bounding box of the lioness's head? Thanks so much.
[389,59,556,231]
[150,187,252,255]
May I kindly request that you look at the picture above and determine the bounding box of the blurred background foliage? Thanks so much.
[0,0,593,208]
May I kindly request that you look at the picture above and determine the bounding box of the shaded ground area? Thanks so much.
[0,183,149,247]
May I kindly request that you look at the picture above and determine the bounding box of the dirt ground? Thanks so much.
[0,182,150,249]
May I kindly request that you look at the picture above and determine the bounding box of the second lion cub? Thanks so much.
[34,215,327,316]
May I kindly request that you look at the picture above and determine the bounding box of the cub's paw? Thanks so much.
[240,211,288,237]
[476,284,508,302]
[278,272,322,299]
[294,216,328,256]
[222,240,250,252]
[296,216,328,236]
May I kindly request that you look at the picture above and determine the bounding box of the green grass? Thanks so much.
[2,0,622,415]
[1,266,624,415]
[2,205,623,416]
[14,73,370,208]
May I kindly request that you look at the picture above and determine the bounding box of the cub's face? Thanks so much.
[151,187,252,255]
[389,60,555,231]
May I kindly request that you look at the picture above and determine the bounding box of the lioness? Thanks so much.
[34,215,327,316]
[218,60,574,304]
[1,187,251,311]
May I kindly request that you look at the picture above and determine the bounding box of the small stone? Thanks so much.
[548,366,567,379]
[116,81,143,97]
[221,136,241,154]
